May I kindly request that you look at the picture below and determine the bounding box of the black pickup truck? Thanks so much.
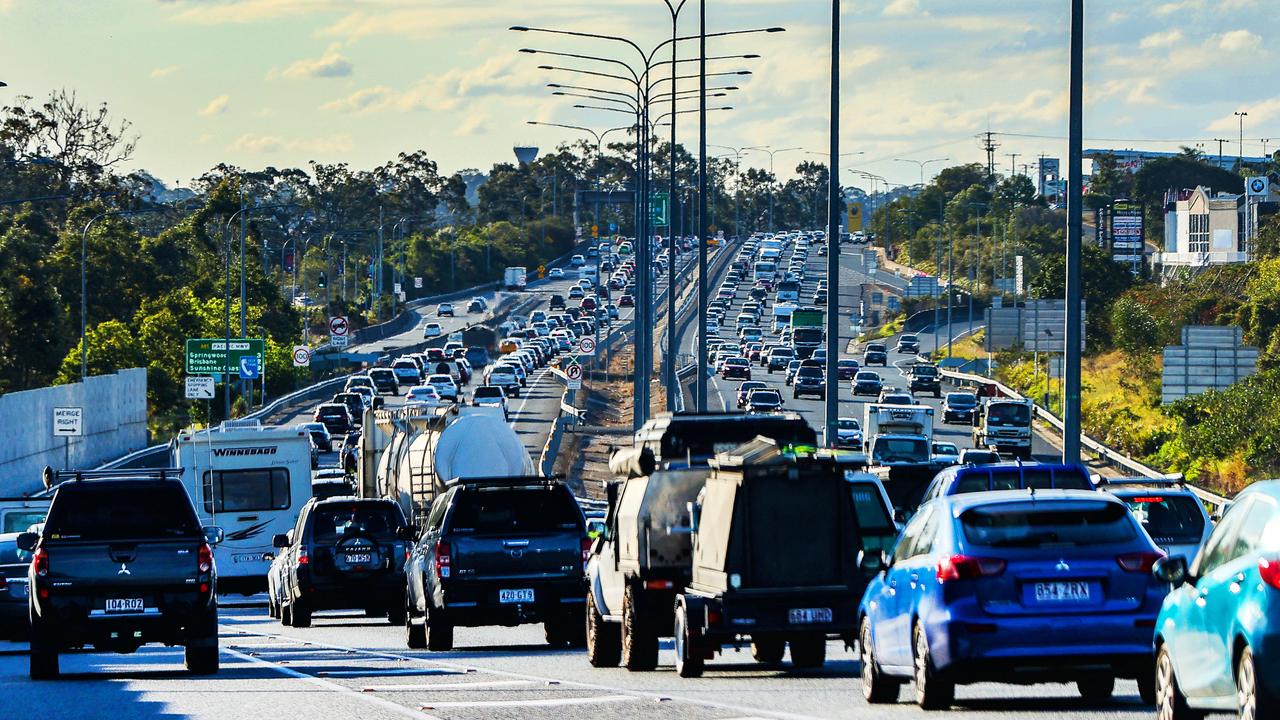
[21,469,224,679]
[404,477,587,651]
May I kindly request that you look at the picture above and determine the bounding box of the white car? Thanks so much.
[426,374,459,402]
[548,267,565,278]
[470,385,510,420]
[932,441,961,465]
[423,322,443,338]
[570,254,586,267]
[486,366,521,397]
[405,385,444,408]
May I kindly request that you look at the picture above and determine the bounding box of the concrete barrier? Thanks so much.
[1,368,148,494]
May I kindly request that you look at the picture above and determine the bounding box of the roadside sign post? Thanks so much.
[414,277,423,289]
[565,362,583,390]
[329,315,350,348]
[53,406,82,469]
[185,376,216,400]
[184,338,265,375]
[292,346,311,367]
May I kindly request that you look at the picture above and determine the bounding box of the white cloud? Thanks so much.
[455,115,489,137]
[1216,29,1262,52]
[1205,98,1280,133]
[1153,1,1204,17]
[320,55,541,116]
[279,49,353,79]
[883,0,924,17]
[228,132,353,155]
[1139,29,1183,49]
[321,86,395,114]
[198,94,230,116]
[150,64,180,78]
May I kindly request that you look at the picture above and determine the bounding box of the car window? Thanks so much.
[893,505,931,561]
[446,487,583,535]
[960,502,1136,548]
[1224,497,1276,565]
[309,503,402,541]
[46,484,201,541]
[1122,494,1207,546]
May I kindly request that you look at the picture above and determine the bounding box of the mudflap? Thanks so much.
[677,595,718,660]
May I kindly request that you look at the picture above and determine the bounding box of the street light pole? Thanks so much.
[663,0,691,413]
[1063,0,1084,464]
[744,145,802,232]
[824,0,841,446]
[697,0,710,414]
[1236,111,1248,168]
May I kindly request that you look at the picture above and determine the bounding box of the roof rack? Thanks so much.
[1097,475,1185,488]
[443,474,565,488]
[45,467,183,489]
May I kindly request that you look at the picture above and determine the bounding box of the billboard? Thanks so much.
[1038,157,1060,196]
[1110,199,1144,266]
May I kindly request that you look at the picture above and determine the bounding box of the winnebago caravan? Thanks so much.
[172,420,313,594]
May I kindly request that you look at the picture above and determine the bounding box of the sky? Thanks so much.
[1,0,1276,191]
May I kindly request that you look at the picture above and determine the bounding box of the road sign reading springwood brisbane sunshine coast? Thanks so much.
[184,338,266,375]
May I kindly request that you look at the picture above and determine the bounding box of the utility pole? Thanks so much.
[979,130,1001,189]
[1008,153,1019,178]
[1235,111,1248,169]
[1063,0,1085,464]
[696,0,709,412]
[825,0,840,446]
[1214,138,1228,165]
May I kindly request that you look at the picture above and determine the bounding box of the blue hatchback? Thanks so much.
[1152,480,1280,720]
[858,490,1166,709]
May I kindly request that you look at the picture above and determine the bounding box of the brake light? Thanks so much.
[1259,557,1280,590]
[435,540,451,580]
[33,547,49,578]
[197,543,213,574]
[936,554,1006,583]
[581,538,592,572]
[297,548,309,566]
[1116,551,1164,573]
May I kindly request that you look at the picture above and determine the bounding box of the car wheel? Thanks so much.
[621,584,658,671]
[387,599,407,627]
[861,618,901,704]
[1156,645,1202,719]
[673,602,704,678]
[912,622,953,710]
[586,591,622,667]
[1237,645,1276,720]
[789,633,826,669]
[425,604,453,651]
[28,619,59,680]
[290,600,311,628]
[405,598,427,650]
[1077,674,1115,701]
[751,636,785,665]
[185,644,220,675]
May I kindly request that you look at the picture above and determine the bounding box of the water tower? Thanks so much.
[513,146,540,166]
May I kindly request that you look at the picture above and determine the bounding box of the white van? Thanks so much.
[171,420,313,594]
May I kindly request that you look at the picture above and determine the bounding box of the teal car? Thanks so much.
[1152,480,1280,719]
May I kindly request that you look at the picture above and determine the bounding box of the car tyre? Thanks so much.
[751,636,785,666]
[861,618,902,704]
[673,602,704,679]
[1076,674,1115,701]
[621,584,658,671]
[387,600,407,627]
[913,622,953,710]
[789,633,826,669]
[185,644,220,675]
[28,619,59,680]
[1237,645,1275,720]
[425,604,453,651]
[405,599,427,650]
[290,601,312,628]
[1155,644,1201,719]
[586,592,622,667]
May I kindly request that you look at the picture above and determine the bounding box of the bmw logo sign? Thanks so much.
[1250,178,1268,194]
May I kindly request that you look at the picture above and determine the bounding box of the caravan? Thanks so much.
[171,420,314,594]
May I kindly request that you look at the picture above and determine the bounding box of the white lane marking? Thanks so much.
[320,667,463,677]
[420,695,635,710]
[363,680,534,692]
[509,365,557,429]
[234,628,828,720]
[223,647,444,720]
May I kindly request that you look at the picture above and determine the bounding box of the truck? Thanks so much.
[22,468,224,678]
[669,438,897,677]
[771,302,796,332]
[972,397,1035,459]
[170,420,315,594]
[790,308,825,359]
[371,405,534,529]
[504,266,528,290]
[863,404,934,465]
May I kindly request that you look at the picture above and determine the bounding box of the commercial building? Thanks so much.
[1160,186,1247,267]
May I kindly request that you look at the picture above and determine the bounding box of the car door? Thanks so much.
[597,484,629,617]
[1175,500,1250,698]
[876,506,930,668]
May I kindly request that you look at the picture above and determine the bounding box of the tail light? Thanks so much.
[706,606,723,625]
[435,540,451,580]
[936,554,1006,583]
[197,543,214,574]
[297,547,309,566]
[33,547,49,578]
[1117,551,1164,573]
[1259,557,1280,590]
[581,538,592,572]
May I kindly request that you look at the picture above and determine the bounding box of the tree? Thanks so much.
[1111,296,1164,358]
[0,90,137,194]
[0,209,68,390]
[1028,243,1134,347]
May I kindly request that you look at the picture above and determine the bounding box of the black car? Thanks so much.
[852,371,883,396]
[271,497,412,628]
[404,477,587,650]
[735,380,768,408]
[793,366,826,400]
[746,389,784,413]
[863,343,888,366]
[0,533,31,640]
[908,363,942,398]
[368,368,401,395]
[23,469,223,678]
[314,403,354,436]
[943,391,979,423]
[549,294,566,310]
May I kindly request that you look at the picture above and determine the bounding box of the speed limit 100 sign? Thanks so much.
[577,337,596,356]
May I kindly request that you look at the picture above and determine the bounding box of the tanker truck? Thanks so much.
[365,404,535,529]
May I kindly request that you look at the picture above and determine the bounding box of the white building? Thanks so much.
[1160,186,1247,267]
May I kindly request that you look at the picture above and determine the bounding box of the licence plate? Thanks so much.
[499,589,535,604]
[106,598,144,613]
[232,553,262,563]
[788,607,833,624]
[345,553,372,564]
[1034,581,1090,602]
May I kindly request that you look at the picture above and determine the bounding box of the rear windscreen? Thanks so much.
[447,488,583,535]
[954,468,1091,493]
[1122,495,1206,545]
[961,503,1136,548]
[46,485,200,541]
[310,504,403,541]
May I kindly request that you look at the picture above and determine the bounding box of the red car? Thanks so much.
[619,294,635,307]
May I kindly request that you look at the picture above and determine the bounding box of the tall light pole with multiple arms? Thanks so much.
[742,145,802,232]
[824,0,841,445]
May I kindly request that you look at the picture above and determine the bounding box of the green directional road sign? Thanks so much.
[185,338,266,376]
[649,192,669,227]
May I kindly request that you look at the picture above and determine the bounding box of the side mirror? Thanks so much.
[857,549,887,574]
[272,533,291,549]
[203,526,225,545]
[15,532,38,553]
[586,519,606,541]
[1153,555,1190,588]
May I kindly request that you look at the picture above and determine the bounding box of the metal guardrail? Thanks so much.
[940,368,1230,510]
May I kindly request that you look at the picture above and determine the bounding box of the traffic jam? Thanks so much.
[4,232,1276,720]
